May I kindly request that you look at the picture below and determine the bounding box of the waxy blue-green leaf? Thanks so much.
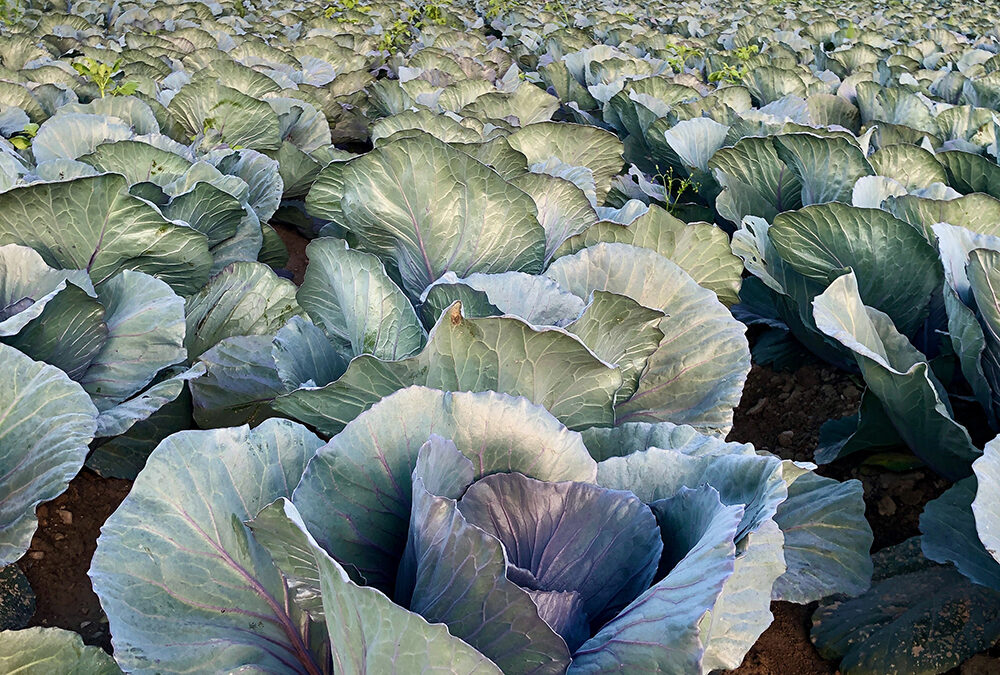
[460,82,560,127]
[937,149,1000,199]
[546,243,750,436]
[708,136,803,218]
[271,316,348,391]
[771,202,941,337]
[292,387,597,592]
[662,117,730,173]
[563,291,665,405]
[773,133,874,206]
[813,272,979,479]
[31,113,132,163]
[0,244,95,337]
[92,363,203,441]
[771,461,873,602]
[78,270,185,411]
[459,473,662,630]
[420,271,586,328]
[161,182,245,248]
[340,134,545,298]
[867,144,947,191]
[298,238,424,361]
[184,261,301,360]
[91,420,325,674]
[0,627,122,674]
[209,148,285,225]
[510,171,599,263]
[921,477,1000,590]
[856,81,937,134]
[581,422,757,462]
[3,282,106,381]
[505,122,624,203]
[168,81,282,151]
[967,248,1000,429]
[0,174,212,294]
[403,444,573,674]
[812,538,1000,675]
[553,204,743,306]
[247,498,503,675]
[191,335,285,428]
[974,436,1000,571]
[885,193,1000,240]
[62,96,159,135]
[87,367,199,479]
[274,303,622,434]
[0,343,97,565]
[569,486,742,674]
[79,140,193,187]
[596,446,785,541]
[699,519,784,673]
[934,223,1000,423]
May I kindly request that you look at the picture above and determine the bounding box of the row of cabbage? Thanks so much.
[0,0,996,672]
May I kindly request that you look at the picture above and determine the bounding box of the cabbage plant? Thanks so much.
[92,387,872,674]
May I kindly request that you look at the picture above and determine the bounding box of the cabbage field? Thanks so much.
[0,0,999,672]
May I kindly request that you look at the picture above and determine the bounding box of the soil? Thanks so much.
[274,223,309,285]
[8,236,998,671]
[730,602,834,674]
[15,470,131,650]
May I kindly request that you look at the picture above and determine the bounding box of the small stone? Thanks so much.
[27,551,43,560]
[36,504,48,520]
[57,509,72,525]
[746,397,768,415]
[877,495,897,516]
[777,431,795,447]
[80,621,92,630]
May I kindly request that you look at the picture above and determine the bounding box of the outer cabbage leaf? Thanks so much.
[546,243,749,436]
[340,134,545,298]
[812,537,1000,675]
[553,205,743,306]
[771,461,873,602]
[168,81,282,151]
[505,122,624,203]
[190,335,285,428]
[90,420,326,674]
[0,174,212,294]
[184,262,301,360]
[974,436,1000,570]
[813,272,979,479]
[246,498,503,675]
[297,238,424,361]
[274,303,623,434]
[770,203,941,337]
[0,343,97,565]
[0,627,122,674]
[773,132,874,206]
